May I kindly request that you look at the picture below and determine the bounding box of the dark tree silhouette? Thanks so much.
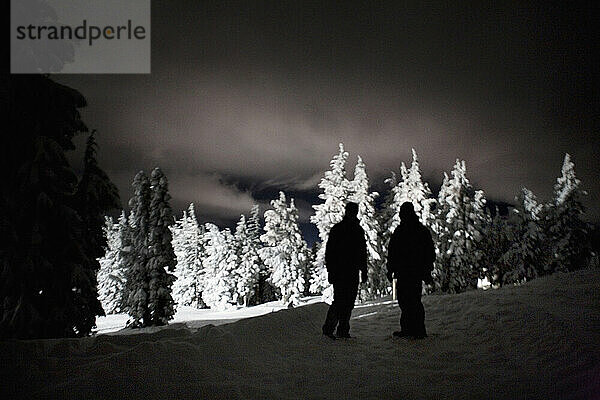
[123,171,152,327]
[121,168,177,327]
[147,167,176,325]
[1,76,116,338]
[74,131,121,321]
[75,131,121,259]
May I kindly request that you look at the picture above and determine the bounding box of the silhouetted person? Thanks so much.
[322,202,367,339]
[387,202,435,339]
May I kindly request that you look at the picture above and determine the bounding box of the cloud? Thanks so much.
[169,172,266,222]
[55,0,599,223]
[259,172,324,192]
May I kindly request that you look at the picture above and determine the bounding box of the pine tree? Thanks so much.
[381,149,435,239]
[1,76,107,338]
[479,209,514,287]
[432,160,487,293]
[118,211,134,309]
[245,205,275,305]
[75,131,121,268]
[123,171,152,327]
[522,187,544,221]
[171,204,206,308]
[202,224,238,310]
[348,156,385,299]
[431,172,452,292]
[147,167,177,325]
[260,192,307,306]
[97,215,126,314]
[302,245,318,296]
[498,188,544,284]
[379,169,399,241]
[543,154,591,273]
[310,143,350,299]
[74,130,121,321]
[234,214,261,306]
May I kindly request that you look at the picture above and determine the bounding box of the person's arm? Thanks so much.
[422,227,435,284]
[386,229,400,282]
[325,228,338,284]
[358,227,368,282]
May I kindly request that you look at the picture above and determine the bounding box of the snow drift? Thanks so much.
[1,269,599,399]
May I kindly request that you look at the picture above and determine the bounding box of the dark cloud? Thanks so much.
[58,0,599,239]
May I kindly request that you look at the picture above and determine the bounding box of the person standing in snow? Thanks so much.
[322,202,368,339]
[386,202,435,339]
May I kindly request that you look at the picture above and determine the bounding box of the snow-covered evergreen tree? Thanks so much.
[260,192,307,306]
[97,215,126,314]
[118,210,134,309]
[543,154,591,273]
[75,131,121,266]
[381,149,435,238]
[146,167,177,325]
[380,149,435,294]
[432,160,487,293]
[74,131,121,321]
[479,209,515,287]
[522,187,544,220]
[202,224,238,310]
[2,76,130,338]
[302,245,318,296]
[310,143,350,298]
[348,156,385,299]
[123,171,152,327]
[245,205,275,305]
[379,169,399,238]
[171,203,206,308]
[233,213,260,306]
[498,188,545,284]
[431,172,452,291]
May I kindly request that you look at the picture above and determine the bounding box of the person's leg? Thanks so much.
[322,285,340,335]
[397,282,412,335]
[400,278,426,338]
[412,280,427,338]
[336,282,358,337]
[322,304,338,335]
[399,298,410,334]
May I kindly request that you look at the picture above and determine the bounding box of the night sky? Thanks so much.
[56,1,599,241]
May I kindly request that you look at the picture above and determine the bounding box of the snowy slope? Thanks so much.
[2,269,599,399]
[94,297,324,335]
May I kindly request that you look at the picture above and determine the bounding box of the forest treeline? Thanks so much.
[2,76,596,339]
[98,143,595,323]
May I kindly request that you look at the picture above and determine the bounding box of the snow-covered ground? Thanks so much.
[2,269,599,399]
[94,296,324,335]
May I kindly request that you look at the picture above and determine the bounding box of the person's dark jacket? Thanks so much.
[325,216,368,285]
[387,215,435,283]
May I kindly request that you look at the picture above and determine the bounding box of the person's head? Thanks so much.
[399,202,417,223]
[344,202,359,219]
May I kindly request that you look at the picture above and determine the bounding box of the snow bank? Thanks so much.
[95,296,323,335]
[1,269,599,399]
